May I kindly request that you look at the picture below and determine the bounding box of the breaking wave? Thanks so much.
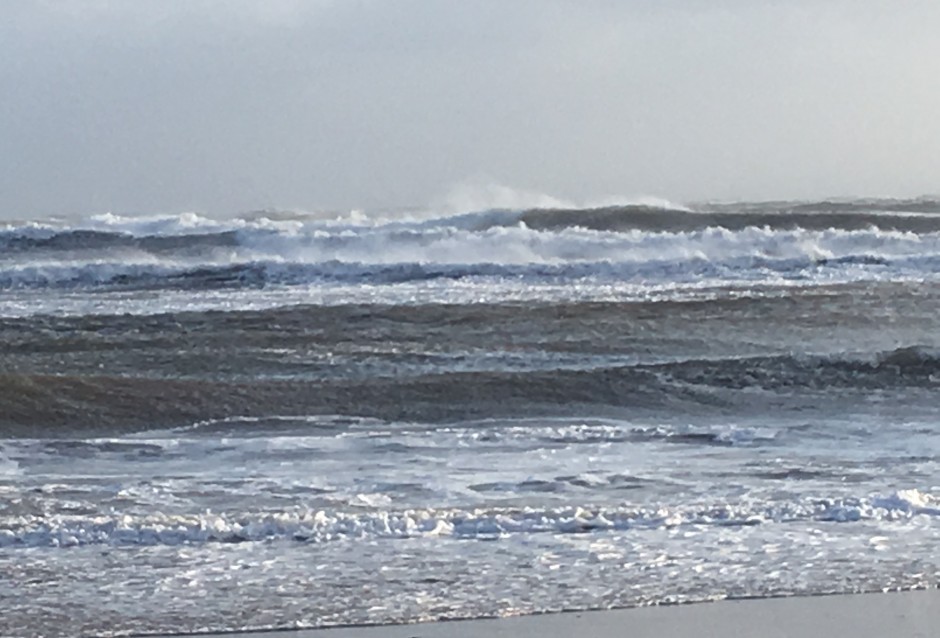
[2,222,940,292]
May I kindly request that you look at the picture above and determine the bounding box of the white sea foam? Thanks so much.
[2,224,939,289]
[2,491,936,549]
[235,224,936,267]
[0,448,19,477]
[88,211,233,235]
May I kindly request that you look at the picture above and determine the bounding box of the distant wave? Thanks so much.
[4,198,940,315]
[2,222,939,292]
[6,197,940,238]
[517,203,940,233]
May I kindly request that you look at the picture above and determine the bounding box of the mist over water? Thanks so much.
[2,197,940,636]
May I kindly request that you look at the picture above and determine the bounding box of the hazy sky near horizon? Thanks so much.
[2,0,939,218]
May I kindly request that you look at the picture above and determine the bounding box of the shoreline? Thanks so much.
[148,589,938,638]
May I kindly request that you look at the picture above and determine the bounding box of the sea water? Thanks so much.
[1,200,939,636]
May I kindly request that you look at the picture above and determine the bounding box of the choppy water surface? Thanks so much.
[2,200,940,637]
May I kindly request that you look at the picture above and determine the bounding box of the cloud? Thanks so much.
[1,1,939,218]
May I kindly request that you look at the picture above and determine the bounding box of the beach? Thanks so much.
[175,590,939,638]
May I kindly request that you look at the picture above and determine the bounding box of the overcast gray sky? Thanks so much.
[2,0,939,218]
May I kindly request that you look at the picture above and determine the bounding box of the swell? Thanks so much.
[518,202,940,233]
[2,347,937,436]
[0,370,690,436]
[0,228,240,254]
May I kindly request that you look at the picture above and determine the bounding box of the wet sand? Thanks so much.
[177,589,938,638]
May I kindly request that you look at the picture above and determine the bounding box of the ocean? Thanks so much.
[1,199,939,636]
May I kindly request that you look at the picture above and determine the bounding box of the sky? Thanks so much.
[1,0,939,219]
